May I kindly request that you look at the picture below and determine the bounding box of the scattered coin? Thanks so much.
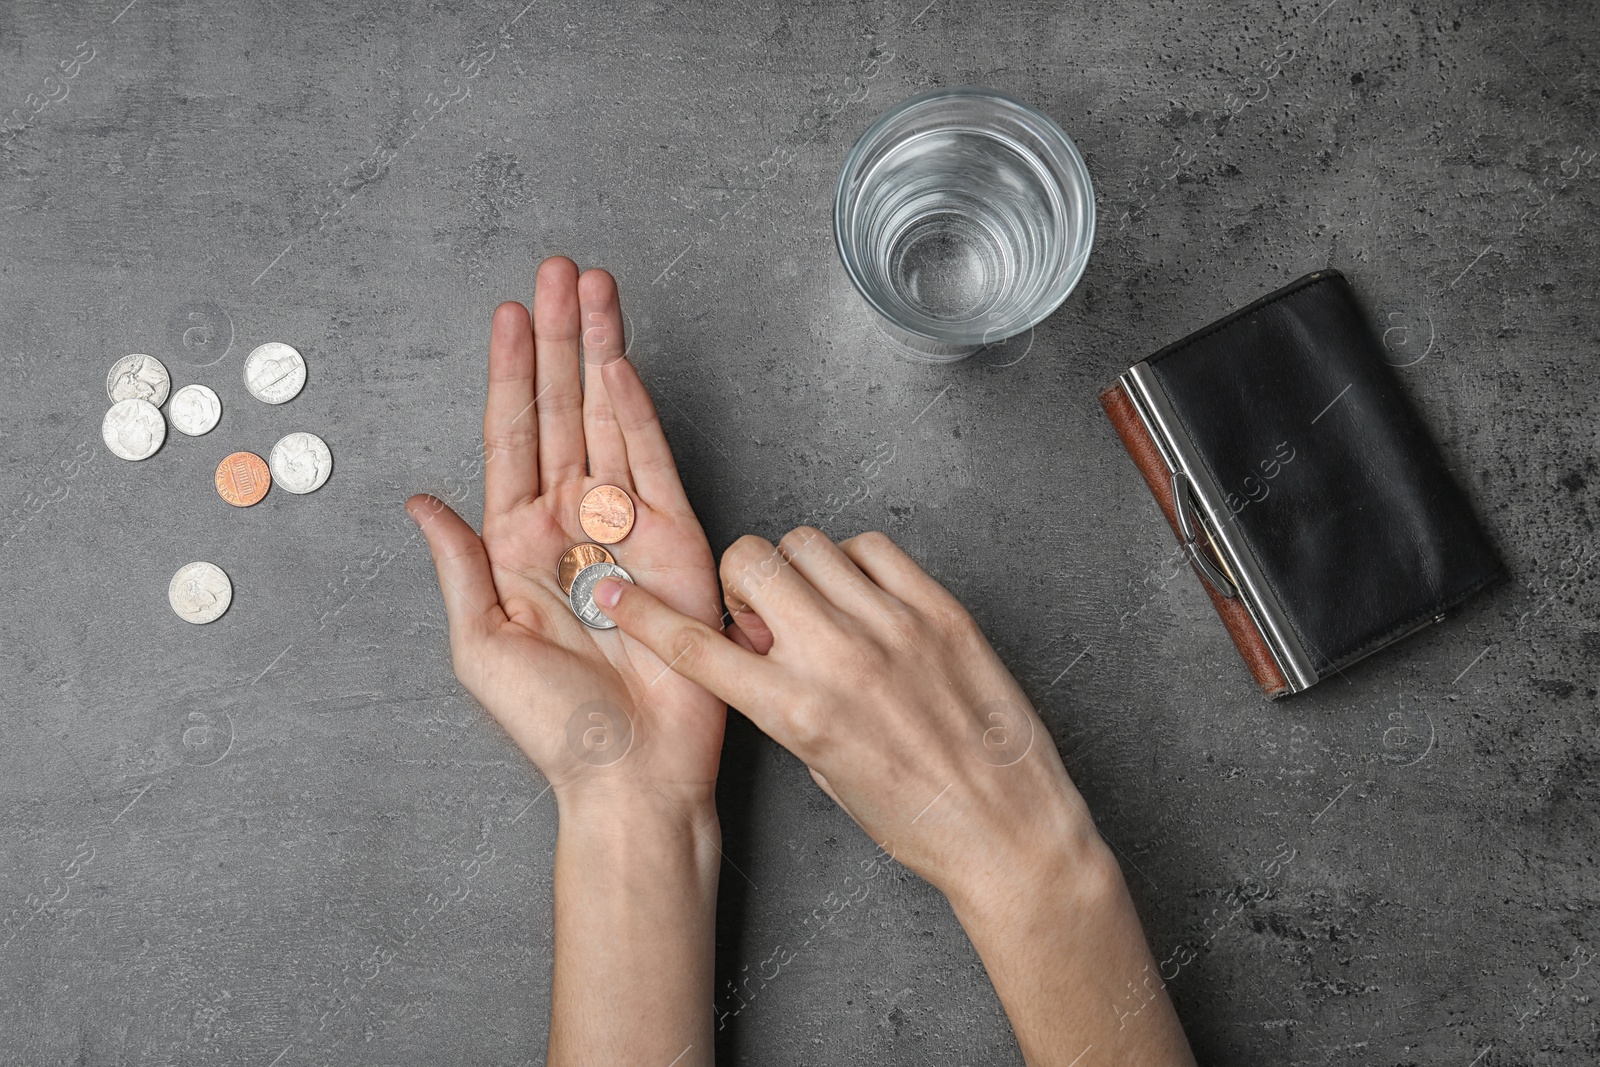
[243,342,307,405]
[569,562,633,630]
[102,398,166,461]
[578,484,636,544]
[168,384,222,436]
[557,543,616,595]
[106,354,171,406]
[215,451,271,507]
[269,431,333,495]
[168,561,232,624]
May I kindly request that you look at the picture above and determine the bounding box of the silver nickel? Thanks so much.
[269,431,333,494]
[169,384,222,436]
[568,562,633,630]
[102,398,166,461]
[244,342,307,404]
[106,354,171,406]
[168,561,232,624]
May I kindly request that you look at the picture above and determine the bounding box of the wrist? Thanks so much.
[941,788,1119,930]
[547,775,722,1066]
[554,776,720,854]
[949,834,1122,933]
[939,808,1195,1065]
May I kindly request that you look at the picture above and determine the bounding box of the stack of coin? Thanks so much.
[107,353,170,407]
[100,340,332,625]
[558,543,616,595]
[569,562,633,629]
[102,354,171,462]
[563,484,637,628]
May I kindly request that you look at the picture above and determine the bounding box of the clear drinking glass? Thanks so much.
[834,87,1096,361]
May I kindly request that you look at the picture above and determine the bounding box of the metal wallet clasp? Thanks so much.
[1170,470,1238,600]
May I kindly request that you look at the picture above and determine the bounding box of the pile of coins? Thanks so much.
[99,343,333,624]
[561,484,637,629]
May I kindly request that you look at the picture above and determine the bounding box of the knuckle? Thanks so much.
[727,533,774,561]
[784,697,830,753]
[669,623,713,673]
[721,535,779,588]
[586,407,619,431]
[485,425,536,453]
[849,530,895,554]
[928,597,981,642]
[777,525,825,560]
[631,450,675,479]
[537,388,583,418]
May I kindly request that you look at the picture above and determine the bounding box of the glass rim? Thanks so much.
[833,85,1096,346]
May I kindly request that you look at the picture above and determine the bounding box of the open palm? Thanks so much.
[408,257,724,805]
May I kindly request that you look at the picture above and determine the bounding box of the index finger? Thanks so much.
[482,301,539,518]
[593,576,781,717]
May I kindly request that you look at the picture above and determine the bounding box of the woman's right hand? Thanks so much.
[594,527,1196,1066]
[591,525,1104,905]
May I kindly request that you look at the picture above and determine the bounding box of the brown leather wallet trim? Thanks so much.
[1100,382,1291,698]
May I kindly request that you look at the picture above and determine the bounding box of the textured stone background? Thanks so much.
[2,0,1596,1064]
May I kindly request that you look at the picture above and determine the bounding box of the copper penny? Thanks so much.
[557,543,616,595]
[215,451,271,507]
[578,484,635,544]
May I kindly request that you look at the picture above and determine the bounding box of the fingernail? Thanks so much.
[594,578,624,608]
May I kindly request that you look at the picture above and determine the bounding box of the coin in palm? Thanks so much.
[569,562,633,629]
[578,484,635,544]
[557,543,615,595]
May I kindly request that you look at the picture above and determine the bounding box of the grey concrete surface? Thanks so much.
[2,0,1596,1063]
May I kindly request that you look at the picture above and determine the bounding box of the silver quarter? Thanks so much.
[269,431,333,494]
[168,384,222,436]
[102,398,166,461]
[243,342,307,404]
[106,354,171,406]
[168,562,232,624]
[568,562,633,630]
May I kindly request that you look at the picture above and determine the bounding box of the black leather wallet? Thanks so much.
[1100,269,1504,697]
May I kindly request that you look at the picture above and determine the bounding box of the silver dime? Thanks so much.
[568,562,633,630]
[168,383,222,436]
[102,398,166,461]
[168,561,232,624]
[243,342,307,404]
[106,353,171,406]
[268,431,333,494]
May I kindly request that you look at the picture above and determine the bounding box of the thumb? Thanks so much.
[594,576,776,713]
[406,494,505,641]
